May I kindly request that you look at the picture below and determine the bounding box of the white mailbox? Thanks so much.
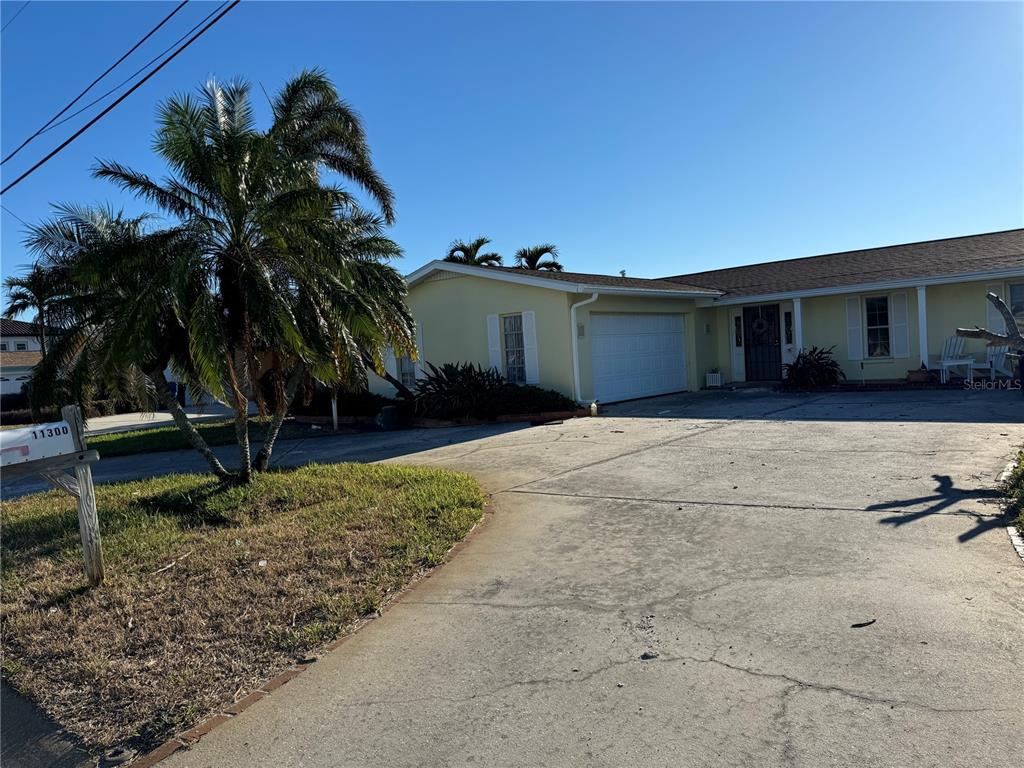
[1,421,78,467]
[2,407,105,586]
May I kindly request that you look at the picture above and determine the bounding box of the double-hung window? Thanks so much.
[502,314,526,384]
[864,296,891,358]
[15,342,26,351]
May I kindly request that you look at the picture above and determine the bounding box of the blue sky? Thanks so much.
[1,0,1021,295]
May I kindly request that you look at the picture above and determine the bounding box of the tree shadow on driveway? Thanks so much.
[868,474,1007,542]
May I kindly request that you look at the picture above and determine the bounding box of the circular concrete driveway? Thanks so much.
[164,390,1023,768]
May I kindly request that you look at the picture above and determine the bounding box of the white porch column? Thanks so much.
[916,285,928,368]
[792,297,804,351]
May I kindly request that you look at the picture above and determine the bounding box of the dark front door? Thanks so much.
[743,304,782,381]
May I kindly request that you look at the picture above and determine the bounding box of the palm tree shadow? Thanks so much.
[868,474,1005,543]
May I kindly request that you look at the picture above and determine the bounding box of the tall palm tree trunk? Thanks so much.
[150,368,230,479]
[226,352,252,483]
[36,310,47,357]
[252,366,303,471]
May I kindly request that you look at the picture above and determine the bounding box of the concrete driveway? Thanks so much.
[151,389,1024,768]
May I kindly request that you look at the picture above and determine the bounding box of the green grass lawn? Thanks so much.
[86,417,329,458]
[1,464,485,754]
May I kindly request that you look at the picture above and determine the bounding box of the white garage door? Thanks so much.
[590,313,687,403]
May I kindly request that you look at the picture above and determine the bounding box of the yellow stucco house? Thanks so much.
[373,229,1024,404]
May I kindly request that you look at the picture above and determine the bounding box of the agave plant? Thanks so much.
[782,346,846,390]
[414,362,505,418]
[443,237,503,267]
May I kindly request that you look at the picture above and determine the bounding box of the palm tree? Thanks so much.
[514,244,563,271]
[444,237,502,267]
[3,264,55,355]
[24,204,235,477]
[33,71,411,483]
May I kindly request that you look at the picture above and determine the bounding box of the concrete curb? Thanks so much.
[123,500,495,767]
[998,459,1024,565]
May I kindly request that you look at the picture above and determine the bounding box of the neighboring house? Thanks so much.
[0,351,40,396]
[372,229,1024,403]
[0,317,47,353]
[0,318,52,397]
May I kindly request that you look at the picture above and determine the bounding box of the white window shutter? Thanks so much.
[846,296,863,361]
[414,324,425,379]
[486,314,502,371]
[890,292,909,358]
[522,310,540,384]
[383,347,398,378]
[986,283,1005,333]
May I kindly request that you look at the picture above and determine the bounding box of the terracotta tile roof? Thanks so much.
[487,266,720,294]
[0,318,42,337]
[0,350,42,367]
[661,229,1024,298]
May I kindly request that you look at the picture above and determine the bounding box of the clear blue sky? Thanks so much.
[2,0,1021,296]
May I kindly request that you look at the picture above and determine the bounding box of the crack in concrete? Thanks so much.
[328,651,1005,716]
[501,488,1007,518]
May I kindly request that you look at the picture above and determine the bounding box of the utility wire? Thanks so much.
[1,1,30,33]
[2,0,190,165]
[19,1,230,145]
[1,204,30,227]
[1,0,240,196]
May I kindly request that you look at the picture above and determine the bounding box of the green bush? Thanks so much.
[414,362,576,419]
[289,384,402,419]
[782,346,846,390]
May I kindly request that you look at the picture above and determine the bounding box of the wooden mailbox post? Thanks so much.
[2,405,104,585]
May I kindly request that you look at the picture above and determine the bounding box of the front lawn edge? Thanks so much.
[121,496,495,767]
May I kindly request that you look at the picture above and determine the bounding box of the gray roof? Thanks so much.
[661,229,1024,298]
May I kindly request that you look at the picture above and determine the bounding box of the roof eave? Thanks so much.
[405,261,721,298]
[706,265,1024,305]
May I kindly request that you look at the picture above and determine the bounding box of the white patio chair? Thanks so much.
[936,336,974,384]
[971,345,1013,379]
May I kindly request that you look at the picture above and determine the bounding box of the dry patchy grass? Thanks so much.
[1,463,484,754]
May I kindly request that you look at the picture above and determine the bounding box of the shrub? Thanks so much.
[289,384,401,419]
[782,346,846,390]
[414,362,576,419]
[414,362,504,418]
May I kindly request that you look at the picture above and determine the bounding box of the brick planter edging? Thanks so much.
[125,501,496,767]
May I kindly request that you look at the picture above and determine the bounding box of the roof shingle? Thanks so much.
[661,229,1024,298]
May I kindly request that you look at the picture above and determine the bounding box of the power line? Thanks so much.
[2,0,190,165]
[27,1,228,142]
[1,0,240,196]
[1,204,30,227]
[1,1,30,34]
